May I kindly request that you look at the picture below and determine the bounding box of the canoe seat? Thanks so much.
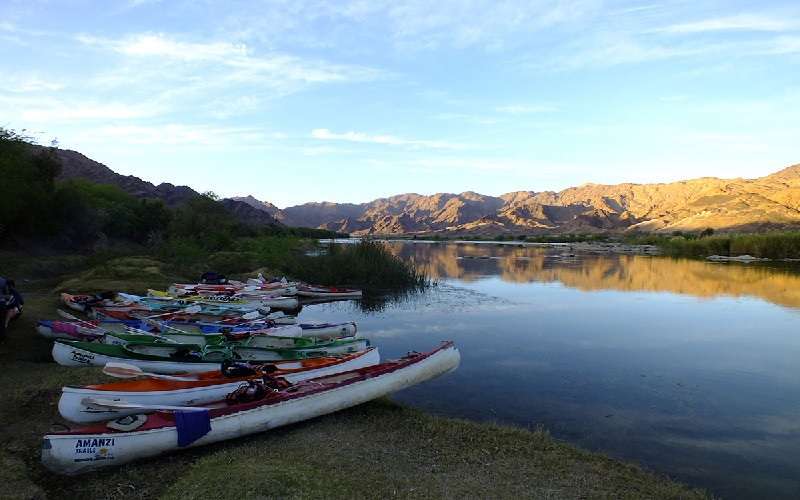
[107,414,147,431]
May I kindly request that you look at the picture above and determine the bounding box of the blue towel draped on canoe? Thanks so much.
[175,410,211,447]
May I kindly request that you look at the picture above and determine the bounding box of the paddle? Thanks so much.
[145,304,203,319]
[241,310,262,320]
[82,397,209,412]
[142,318,194,336]
[102,362,197,381]
[122,325,181,343]
[57,309,97,326]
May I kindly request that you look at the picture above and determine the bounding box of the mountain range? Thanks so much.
[52,146,800,235]
[50,148,281,227]
[234,165,800,235]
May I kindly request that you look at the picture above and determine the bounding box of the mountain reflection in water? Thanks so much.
[387,241,800,309]
[302,240,800,499]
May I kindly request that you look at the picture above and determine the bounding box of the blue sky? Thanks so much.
[1,0,798,207]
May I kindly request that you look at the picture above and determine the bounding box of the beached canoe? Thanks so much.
[104,327,357,350]
[189,320,353,338]
[60,293,137,313]
[37,312,315,345]
[145,291,300,311]
[37,319,143,341]
[296,285,363,299]
[58,348,381,423]
[52,338,370,372]
[96,305,262,322]
[42,342,459,474]
[168,280,299,297]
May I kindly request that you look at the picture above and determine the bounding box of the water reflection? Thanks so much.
[387,241,800,310]
[300,241,800,499]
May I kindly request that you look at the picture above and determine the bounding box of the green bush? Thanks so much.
[286,241,430,292]
[54,180,171,244]
[206,251,258,275]
[635,231,800,259]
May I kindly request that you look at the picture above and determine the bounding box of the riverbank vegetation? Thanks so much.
[411,229,800,260]
[1,129,428,292]
[0,265,706,499]
[625,231,800,259]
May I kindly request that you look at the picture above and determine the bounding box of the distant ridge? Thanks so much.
[236,164,800,235]
[50,148,282,227]
[49,145,800,235]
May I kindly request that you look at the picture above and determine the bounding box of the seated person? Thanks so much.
[0,277,23,339]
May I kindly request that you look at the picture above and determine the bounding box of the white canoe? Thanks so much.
[193,295,299,310]
[42,342,459,475]
[52,341,222,374]
[233,338,369,360]
[257,296,299,309]
[58,348,381,423]
[296,286,363,299]
[298,322,357,339]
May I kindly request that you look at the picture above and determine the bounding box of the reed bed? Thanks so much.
[287,240,431,293]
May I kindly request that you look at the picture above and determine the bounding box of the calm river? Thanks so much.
[299,241,800,499]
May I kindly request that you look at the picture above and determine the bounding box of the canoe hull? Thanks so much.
[52,341,221,374]
[42,344,459,475]
[297,290,362,299]
[58,348,381,423]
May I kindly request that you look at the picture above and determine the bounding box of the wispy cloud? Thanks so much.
[0,74,64,93]
[543,32,729,70]
[496,104,558,114]
[311,128,465,150]
[657,15,798,34]
[78,33,248,61]
[0,94,161,122]
[70,124,278,147]
[226,0,599,51]
[77,33,381,84]
[66,32,385,122]
[762,35,800,55]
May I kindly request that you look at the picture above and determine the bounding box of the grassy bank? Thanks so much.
[0,254,706,499]
[626,231,800,259]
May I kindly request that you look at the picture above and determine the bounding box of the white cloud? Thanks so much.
[311,128,465,150]
[544,33,726,70]
[496,104,558,114]
[0,75,64,93]
[0,94,161,122]
[77,32,383,95]
[657,15,798,34]
[118,35,243,60]
[224,0,600,51]
[70,124,276,147]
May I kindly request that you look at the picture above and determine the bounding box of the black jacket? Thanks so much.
[0,277,23,307]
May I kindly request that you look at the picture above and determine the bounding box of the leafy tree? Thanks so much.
[168,195,239,251]
[53,180,171,244]
[0,128,62,239]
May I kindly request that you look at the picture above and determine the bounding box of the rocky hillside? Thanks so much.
[229,195,287,223]
[238,164,800,235]
[51,148,281,227]
[50,145,800,235]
